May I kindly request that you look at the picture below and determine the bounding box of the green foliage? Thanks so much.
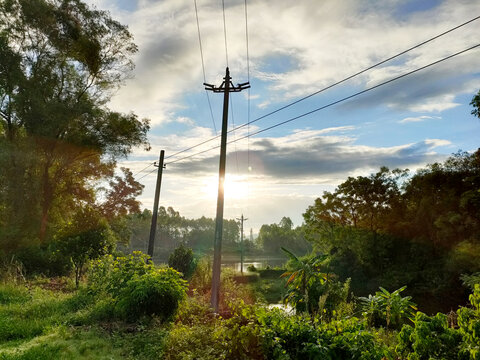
[395,285,480,360]
[471,90,480,119]
[257,308,390,359]
[116,268,187,322]
[247,264,257,272]
[303,150,480,313]
[14,244,71,278]
[0,283,30,305]
[396,312,464,360]
[87,251,154,297]
[168,243,195,279]
[58,206,116,287]
[281,248,327,314]
[461,273,480,291]
[457,284,480,359]
[87,251,187,322]
[360,286,417,330]
[189,256,212,293]
[0,0,149,251]
[258,218,311,256]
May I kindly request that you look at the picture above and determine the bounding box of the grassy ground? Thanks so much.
[0,281,167,360]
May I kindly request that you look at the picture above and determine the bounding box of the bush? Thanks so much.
[457,283,480,359]
[189,256,212,293]
[86,252,187,322]
[396,312,463,360]
[360,286,416,329]
[257,308,389,359]
[87,251,154,297]
[14,244,71,278]
[168,244,195,279]
[116,268,187,322]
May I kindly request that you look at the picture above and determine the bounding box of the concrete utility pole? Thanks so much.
[147,150,165,259]
[236,214,248,275]
[204,67,249,312]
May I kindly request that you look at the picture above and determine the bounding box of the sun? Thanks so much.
[202,175,249,200]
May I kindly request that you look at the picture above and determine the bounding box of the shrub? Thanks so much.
[457,283,480,359]
[168,244,195,279]
[360,286,416,329]
[116,268,187,322]
[14,244,71,278]
[257,308,389,359]
[396,312,464,360]
[57,207,116,287]
[189,256,212,293]
[87,251,154,297]
[86,252,187,322]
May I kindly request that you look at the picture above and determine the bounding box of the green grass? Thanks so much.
[0,283,168,359]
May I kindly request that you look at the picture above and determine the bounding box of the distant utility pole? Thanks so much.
[204,67,249,312]
[147,150,165,259]
[236,214,248,275]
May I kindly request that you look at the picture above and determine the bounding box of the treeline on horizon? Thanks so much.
[125,208,312,260]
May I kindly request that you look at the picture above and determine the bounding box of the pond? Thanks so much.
[221,256,286,273]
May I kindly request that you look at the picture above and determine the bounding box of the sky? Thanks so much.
[85,0,480,234]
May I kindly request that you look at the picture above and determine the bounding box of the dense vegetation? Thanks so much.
[303,149,480,312]
[0,0,149,273]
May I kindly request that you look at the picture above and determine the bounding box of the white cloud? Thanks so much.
[399,115,441,123]
[409,95,461,112]
[84,0,479,125]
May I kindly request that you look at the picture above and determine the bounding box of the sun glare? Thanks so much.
[202,175,249,200]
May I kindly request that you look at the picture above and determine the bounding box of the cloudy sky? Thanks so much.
[86,0,480,233]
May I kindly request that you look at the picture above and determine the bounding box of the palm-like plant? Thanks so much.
[360,286,417,329]
[280,247,328,314]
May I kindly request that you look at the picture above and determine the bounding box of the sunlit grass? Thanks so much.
[0,283,168,359]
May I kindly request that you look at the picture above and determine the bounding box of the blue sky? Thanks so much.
[86,0,480,233]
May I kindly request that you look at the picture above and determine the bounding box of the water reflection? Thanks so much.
[221,258,286,273]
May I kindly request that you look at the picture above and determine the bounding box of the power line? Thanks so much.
[244,0,251,218]
[164,15,480,162]
[165,43,480,166]
[194,0,217,134]
[132,162,155,178]
[230,96,240,173]
[222,0,229,67]
[244,0,250,83]
[137,167,158,181]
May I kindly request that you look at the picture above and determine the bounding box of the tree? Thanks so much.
[281,247,327,314]
[258,218,311,255]
[168,243,195,279]
[57,206,115,287]
[0,0,150,247]
[471,89,480,119]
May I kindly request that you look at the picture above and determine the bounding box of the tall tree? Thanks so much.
[0,0,150,249]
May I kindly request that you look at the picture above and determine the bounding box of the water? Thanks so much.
[221,257,286,273]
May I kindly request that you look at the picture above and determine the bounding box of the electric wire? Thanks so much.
[230,96,240,173]
[194,0,217,134]
[163,15,480,162]
[132,162,155,178]
[222,0,229,67]
[137,166,158,181]
[244,0,251,219]
[164,43,480,166]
